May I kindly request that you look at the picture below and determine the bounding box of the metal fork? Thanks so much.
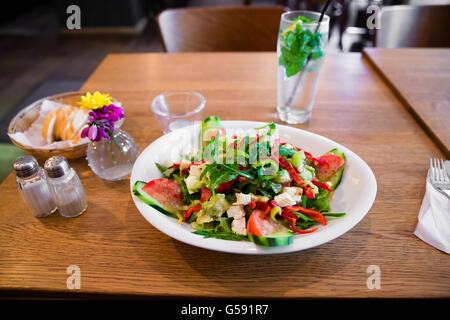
[429,158,450,199]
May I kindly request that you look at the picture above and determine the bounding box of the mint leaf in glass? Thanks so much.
[279,16,323,77]
[293,16,315,23]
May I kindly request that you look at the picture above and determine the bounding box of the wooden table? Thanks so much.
[0,52,448,298]
[363,48,450,158]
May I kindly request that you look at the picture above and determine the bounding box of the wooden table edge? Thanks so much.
[361,49,450,158]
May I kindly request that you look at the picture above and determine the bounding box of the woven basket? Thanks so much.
[8,91,118,160]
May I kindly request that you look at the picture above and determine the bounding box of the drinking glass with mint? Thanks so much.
[277,11,330,124]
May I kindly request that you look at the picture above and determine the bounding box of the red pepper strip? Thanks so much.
[281,208,298,220]
[248,201,256,209]
[270,200,278,207]
[292,146,312,157]
[290,145,328,167]
[312,178,332,193]
[183,204,202,222]
[303,185,315,199]
[281,212,318,234]
[215,177,238,193]
[181,169,189,177]
[306,155,329,168]
[200,186,212,203]
[285,206,327,226]
[278,156,304,186]
[173,163,180,168]
[190,161,206,166]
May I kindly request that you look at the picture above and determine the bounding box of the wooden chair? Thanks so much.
[376,4,450,48]
[156,6,286,52]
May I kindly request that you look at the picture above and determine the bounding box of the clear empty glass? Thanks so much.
[277,10,329,124]
[151,91,206,134]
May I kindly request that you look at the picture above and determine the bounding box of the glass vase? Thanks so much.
[86,129,138,181]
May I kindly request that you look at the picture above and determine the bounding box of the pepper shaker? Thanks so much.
[13,155,57,218]
[44,156,88,218]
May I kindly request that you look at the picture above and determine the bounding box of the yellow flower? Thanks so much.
[78,91,112,110]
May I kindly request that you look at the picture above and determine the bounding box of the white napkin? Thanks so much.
[414,176,450,254]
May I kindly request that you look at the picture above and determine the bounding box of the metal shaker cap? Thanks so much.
[13,155,40,178]
[44,156,71,178]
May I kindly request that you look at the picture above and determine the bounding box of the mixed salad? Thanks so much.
[133,117,346,247]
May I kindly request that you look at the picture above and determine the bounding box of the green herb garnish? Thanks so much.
[278,16,323,77]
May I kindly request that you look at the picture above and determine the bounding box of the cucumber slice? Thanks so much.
[248,230,293,247]
[325,148,346,191]
[133,181,180,218]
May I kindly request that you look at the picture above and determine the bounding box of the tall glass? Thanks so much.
[277,11,329,124]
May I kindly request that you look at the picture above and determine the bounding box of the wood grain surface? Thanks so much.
[363,48,450,158]
[0,52,448,298]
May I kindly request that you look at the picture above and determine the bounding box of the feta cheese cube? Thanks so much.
[184,164,205,194]
[227,205,245,219]
[274,192,296,207]
[231,217,247,236]
[282,187,303,203]
[274,169,291,184]
[189,163,205,177]
[234,193,252,205]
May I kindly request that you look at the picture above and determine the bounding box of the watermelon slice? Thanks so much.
[133,179,184,218]
[317,154,345,180]
[317,149,346,191]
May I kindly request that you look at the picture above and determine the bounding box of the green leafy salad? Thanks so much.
[133,117,346,247]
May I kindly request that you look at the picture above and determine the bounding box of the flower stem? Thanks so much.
[110,131,125,156]
[109,138,116,163]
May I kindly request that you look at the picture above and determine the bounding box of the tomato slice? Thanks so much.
[184,204,202,222]
[215,177,238,193]
[317,154,345,180]
[142,178,184,209]
[247,209,276,237]
[200,186,212,203]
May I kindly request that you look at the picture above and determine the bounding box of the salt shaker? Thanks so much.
[44,156,88,218]
[13,155,57,218]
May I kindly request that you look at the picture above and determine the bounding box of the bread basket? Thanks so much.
[8,91,119,160]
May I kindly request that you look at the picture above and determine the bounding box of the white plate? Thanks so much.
[130,121,377,255]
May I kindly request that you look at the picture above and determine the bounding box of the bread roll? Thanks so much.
[41,105,89,144]
[41,109,58,144]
